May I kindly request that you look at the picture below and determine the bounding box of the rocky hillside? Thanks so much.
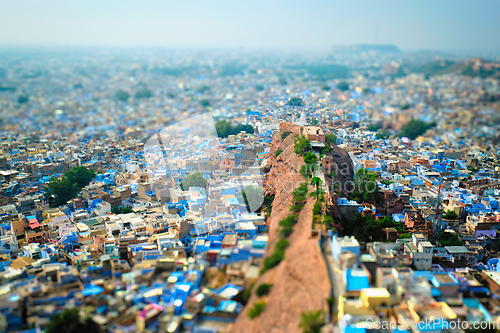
[230,122,339,333]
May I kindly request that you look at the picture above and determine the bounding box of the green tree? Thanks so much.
[303,152,318,164]
[438,231,463,246]
[443,210,459,220]
[343,214,403,242]
[65,166,95,189]
[301,152,318,179]
[467,165,479,172]
[311,177,322,189]
[275,149,283,157]
[122,206,133,214]
[45,166,94,208]
[18,95,29,104]
[397,120,436,140]
[325,133,337,145]
[336,81,350,91]
[197,85,210,93]
[311,118,319,125]
[279,76,288,85]
[134,89,153,99]
[116,90,130,102]
[401,233,412,239]
[46,308,100,333]
[113,206,133,214]
[348,168,379,204]
[299,310,325,333]
[313,201,322,215]
[294,135,311,155]
[181,172,208,191]
[376,129,390,140]
[215,120,254,138]
[287,97,303,107]
[200,98,210,107]
[215,120,232,137]
[242,185,264,212]
[233,124,255,134]
[46,177,79,208]
[367,124,381,132]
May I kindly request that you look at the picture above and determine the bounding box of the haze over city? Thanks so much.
[1,0,500,53]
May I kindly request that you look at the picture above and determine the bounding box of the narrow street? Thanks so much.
[320,234,344,333]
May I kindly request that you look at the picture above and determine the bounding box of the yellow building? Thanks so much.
[360,288,391,308]
[42,208,67,225]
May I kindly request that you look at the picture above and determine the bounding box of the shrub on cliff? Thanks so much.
[275,238,290,251]
[299,310,325,333]
[262,238,291,273]
[279,215,298,236]
[291,183,309,212]
[248,302,266,319]
[262,251,284,272]
[301,152,318,179]
[294,135,311,155]
[256,284,273,297]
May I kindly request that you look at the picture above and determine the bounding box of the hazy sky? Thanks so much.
[1,0,500,52]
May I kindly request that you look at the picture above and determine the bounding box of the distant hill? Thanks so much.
[412,60,460,76]
[283,63,349,80]
[333,44,400,53]
[411,58,500,78]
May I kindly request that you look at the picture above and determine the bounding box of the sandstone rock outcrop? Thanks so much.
[230,122,341,333]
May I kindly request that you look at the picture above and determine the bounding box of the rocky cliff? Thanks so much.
[230,122,352,333]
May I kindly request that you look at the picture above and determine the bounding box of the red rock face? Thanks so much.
[230,122,340,333]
